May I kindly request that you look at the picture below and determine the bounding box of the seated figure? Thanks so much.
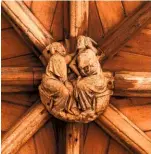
[39,42,73,113]
[69,36,112,115]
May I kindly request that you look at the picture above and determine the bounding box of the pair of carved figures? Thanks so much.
[39,35,113,123]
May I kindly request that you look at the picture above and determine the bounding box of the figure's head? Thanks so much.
[49,42,66,56]
[77,35,97,50]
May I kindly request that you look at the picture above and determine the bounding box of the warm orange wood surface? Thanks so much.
[1,1,151,154]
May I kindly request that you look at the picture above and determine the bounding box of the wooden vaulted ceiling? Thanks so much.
[1,1,151,154]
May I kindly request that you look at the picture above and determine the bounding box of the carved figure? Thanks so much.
[39,37,113,123]
[70,36,112,116]
[39,42,73,113]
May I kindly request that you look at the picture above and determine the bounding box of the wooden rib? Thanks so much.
[66,123,84,154]
[95,104,151,154]
[98,2,151,60]
[2,67,43,86]
[2,67,151,96]
[1,67,43,92]
[2,101,50,154]
[2,1,53,64]
[69,1,89,51]
[114,71,151,97]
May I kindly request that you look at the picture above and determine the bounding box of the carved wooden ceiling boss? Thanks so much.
[1,1,151,154]
[39,36,113,123]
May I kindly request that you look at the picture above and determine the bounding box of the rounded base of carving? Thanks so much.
[39,85,112,123]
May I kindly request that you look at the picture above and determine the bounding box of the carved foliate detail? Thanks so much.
[39,36,113,123]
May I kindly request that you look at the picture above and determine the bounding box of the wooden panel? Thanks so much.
[17,137,36,154]
[34,120,57,154]
[1,14,12,29]
[2,67,43,86]
[1,92,39,107]
[2,102,28,131]
[123,1,145,15]
[103,51,151,72]
[2,29,31,60]
[63,1,70,39]
[112,97,151,106]
[84,122,109,154]
[2,54,42,67]
[96,1,125,34]
[121,19,151,57]
[50,1,64,40]
[111,97,151,131]
[31,1,57,32]
[108,139,129,154]
[88,1,104,42]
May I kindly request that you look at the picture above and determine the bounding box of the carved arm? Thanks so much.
[69,55,81,77]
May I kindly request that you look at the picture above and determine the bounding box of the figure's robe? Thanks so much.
[75,49,111,111]
[40,53,69,111]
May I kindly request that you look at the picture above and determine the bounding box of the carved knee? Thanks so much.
[62,88,69,98]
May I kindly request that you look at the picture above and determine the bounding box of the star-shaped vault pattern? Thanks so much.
[1,1,151,154]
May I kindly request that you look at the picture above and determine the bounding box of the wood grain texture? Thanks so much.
[70,1,89,51]
[50,1,64,41]
[2,103,151,154]
[2,67,151,96]
[2,86,38,93]
[34,120,56,154]
[123,1,146,15]
[2,67,43,86]
[88,1,104,42]
[120,19,151,57]
[63,1,70,39]
[108,139,129,154]
[2,1,53,52]
[2,102,28,131]
[66,123,84,154]
[111,97,151,132]
[1,14,12,29]
[96,1,125,34]
[2,92,39,107]
[2,101,50,154]
[2,29,31,60]
[83,122,109,154]
[2,11,45,65]
[2,54,42,67]
[31,1,57,32]
[103,52,151,72]
[95,104,151,154]
[98,2,151,60]
[114,72,151,91]
[17,137,36,154]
